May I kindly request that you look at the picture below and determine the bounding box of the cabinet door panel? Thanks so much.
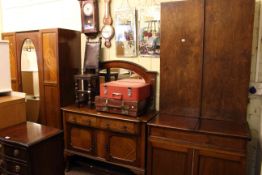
[107,133,139,166]
[42,32,58,84]
[196,150,245,175]
[202,0,254,121]
[148,139,192,175]
[43,86,60,128]
[68,125,96,155]
[160,0,204,117]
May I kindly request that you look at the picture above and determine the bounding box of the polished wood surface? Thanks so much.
[63,109,149,175]
[2,33,18,91]
[201,0,255,122]
[0,122,61,146]
[0,122,64,175]
[0,94,26,129]
[160,0,204,117]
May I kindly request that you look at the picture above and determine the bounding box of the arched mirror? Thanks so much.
[21,39,40,122]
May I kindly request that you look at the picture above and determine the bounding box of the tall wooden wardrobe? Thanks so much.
[147,0,254,175]
[2,28,81,128]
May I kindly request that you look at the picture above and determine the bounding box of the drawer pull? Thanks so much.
[14,165,21,173]
[106,124,110,129]
[0,144,2,149]
[13,149,20,157]
[84,120,91,125]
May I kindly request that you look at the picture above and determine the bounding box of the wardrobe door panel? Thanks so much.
[44,86,61,128]
[42,32,58,84]
[202,0,255,121]
[160,0,204,117]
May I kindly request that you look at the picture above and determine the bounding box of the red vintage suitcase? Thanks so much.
[100,79,150,101]
[95,96,147,117]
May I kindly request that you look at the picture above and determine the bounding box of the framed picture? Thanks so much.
[115,9,137,57]
[138,5,160,57]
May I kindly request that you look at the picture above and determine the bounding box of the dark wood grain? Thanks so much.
[147,0,254,175]
[201,0,255,122]
[160,0,204,117]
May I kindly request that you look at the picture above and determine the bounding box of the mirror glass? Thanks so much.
[99,68,145,83]
[115,9,137,57]
[21,39,40,122]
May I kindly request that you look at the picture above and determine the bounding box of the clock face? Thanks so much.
[101,25,114,39]
[83,3,93,16]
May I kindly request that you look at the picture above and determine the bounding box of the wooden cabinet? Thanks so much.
[2,28,81,128]
[0,122,63,175]
[148,0,254,175]
[63,106,157,175]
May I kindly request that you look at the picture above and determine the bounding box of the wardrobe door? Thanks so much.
[2,33,18,91]
[40,29,61,128]
[160,0,204,117]
[201,0,255,122]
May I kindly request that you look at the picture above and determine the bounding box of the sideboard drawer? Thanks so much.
[4,159,27,175]
[3,144,27,162]
[98,119,139,135]
[66,112,97,127]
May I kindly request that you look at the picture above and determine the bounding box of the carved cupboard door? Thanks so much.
[105,132,140,166]
[66,124,96,156]
[147,138,193,175]
[2,33,18,91]
[194,149,246,175]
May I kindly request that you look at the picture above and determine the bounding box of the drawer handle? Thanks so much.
[85,120,91,125]
[14,165,21,173]
[0,144,2,149]
[106,124,110,129]
[13,149,20,157]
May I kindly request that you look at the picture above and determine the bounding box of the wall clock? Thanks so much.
[101,0,114,48]
[79,0,99,35]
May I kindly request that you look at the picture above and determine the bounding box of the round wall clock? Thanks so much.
[101,25,114,47]
[79,0,99,35]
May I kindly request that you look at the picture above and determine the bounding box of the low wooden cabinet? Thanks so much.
[147,115,249,175]
[62,106,157,175]
[0,122,64,175]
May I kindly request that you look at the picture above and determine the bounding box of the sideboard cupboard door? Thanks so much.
[201,0,255,122]
[2,33,18,91]
[194,150,246,175]
[67,124,96,156]
[106,132,140,166]
[147,138,193,175]
[160,0,204,117]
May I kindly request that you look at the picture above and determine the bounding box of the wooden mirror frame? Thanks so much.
[100,60,157,111]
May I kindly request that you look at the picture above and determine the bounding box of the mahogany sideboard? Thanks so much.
[62,60,158,175]
[0,122,64,175]
[147,0,255,175]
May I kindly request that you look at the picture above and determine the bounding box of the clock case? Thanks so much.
[79,0,99,35]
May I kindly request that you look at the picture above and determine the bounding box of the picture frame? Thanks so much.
[115,9,137,57]
[138,5,160,57]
